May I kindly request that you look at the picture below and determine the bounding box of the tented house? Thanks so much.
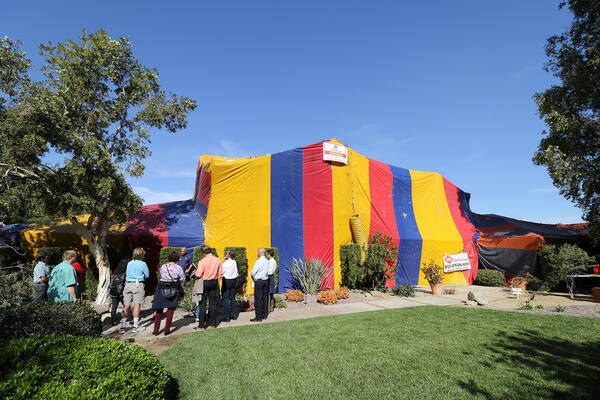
[194,139,479,293]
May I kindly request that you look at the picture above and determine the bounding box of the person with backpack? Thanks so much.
[109,257,128,326]
[152,250,186,336]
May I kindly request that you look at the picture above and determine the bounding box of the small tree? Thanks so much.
[363,232,398,290]
[537,243,592,291]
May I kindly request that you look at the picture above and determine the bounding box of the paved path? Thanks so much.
[99,285,595,354]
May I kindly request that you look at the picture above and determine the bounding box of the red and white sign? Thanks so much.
[322,141,348,165]
[443,252,471,272]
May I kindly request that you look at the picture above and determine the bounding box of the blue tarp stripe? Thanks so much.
[163,200,204,248]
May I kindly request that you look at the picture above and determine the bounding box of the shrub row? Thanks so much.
[0,335,177,399]
[0,302,102,339]
[474,269,506,287]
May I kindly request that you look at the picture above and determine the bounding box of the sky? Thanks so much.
[1,1,583,223]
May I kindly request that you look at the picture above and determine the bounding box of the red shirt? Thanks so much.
[195,253,223,280]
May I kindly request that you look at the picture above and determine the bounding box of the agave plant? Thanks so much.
[288,257,332,295]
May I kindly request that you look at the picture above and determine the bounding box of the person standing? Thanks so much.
[266,249,278,314]
[251,248,269,322]
[152,251,185,336]
[121,247,149,334]
[108,257,128,326]
[32,251,50,302]
[177,247,195,279]
[221,250,239,322]
[47,250,78,303]
[194,246,223,330]
[71,254,86,300]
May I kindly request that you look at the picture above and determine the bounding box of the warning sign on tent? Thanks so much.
[443,252,471,272]
[323,141,348,164]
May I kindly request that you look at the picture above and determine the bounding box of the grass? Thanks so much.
[159,307,600,399]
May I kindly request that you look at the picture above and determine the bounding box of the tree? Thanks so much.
[0,30,196,303]
[534,0,600,241]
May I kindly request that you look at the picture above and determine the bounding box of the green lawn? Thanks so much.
[159,307,600,399]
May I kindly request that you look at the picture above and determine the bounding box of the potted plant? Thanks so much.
[421,259,444,295]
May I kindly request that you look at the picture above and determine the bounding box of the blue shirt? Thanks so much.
[33,261,50,283]
[251,256,269,281]
[125,259,150,282]
[177,251,193,273]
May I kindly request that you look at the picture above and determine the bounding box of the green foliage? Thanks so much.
[274,294,287,308]
[0,264,33,308]
[537,244,592,291]
[421,259,444,285]
[518,300,544,311]
[225,246,247,294]
[288,258,332,295]
[554,304,566,312]
[0,29,196,301]
[392,283,416,297]
[340,244,362,289]
[0,246,26,268]
[37,247,68,266]
[178,295,196,313]
[265,247,279,292]
[0,335,177,399]
[526,276,544,291]
[159,247,181,266]
[533,1,600,241]
[474,269,506,287]
[0,302,102,339]
[363,233,398,290]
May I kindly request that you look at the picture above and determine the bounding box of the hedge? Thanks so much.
[340,244,362,289]
[0,335,177,399]
[474,269,506,287]
[0,302,102,339]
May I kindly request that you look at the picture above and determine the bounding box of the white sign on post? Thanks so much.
[443,252,471,272]
[322,141,348,164]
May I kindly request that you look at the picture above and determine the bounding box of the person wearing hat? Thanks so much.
[33,251,50,302]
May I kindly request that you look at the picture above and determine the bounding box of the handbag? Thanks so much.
[160,265,184,300]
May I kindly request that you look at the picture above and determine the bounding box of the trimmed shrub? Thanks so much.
[334,286,350,300]
[340,244,362,289]
[284,289,305,302]
[0,302,102,339]
[392,283,416,297]
[159,247,182,266]
[474,269,506,287]
[363,233,398,290]
[0,335,177,399]
[538,244,592,291]
[317,290,338,305]
[0,265,34,308]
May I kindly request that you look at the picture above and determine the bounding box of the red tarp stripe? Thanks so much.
[442,178,478,283]
[368,158,399,288]
[302,143,334,288]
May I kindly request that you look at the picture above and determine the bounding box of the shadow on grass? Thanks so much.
[459,329,600,399]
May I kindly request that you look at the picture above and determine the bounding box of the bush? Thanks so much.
[526,276,543,291]
[159,247,182,266]
[538,244,593,291]
[363,233,398,290]
[0,246,26,269]
[334,286,350,300]
[284,289,305,302]
[392,283,416,297]
[274,294,287,308]
[340,244,362,289]
[0,302,102,339]
[474,269,506,287]
[178,295,196,312]
[317,290,338,305]
[0,335,178,399]
[265,247,279,292]
[288,258,332,294]
[0,265,34,309]
[37,247,69,266]
[192,247,218,264]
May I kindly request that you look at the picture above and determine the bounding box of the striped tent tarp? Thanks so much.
[194,139,479,293]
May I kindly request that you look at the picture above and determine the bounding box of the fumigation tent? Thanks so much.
[194,139,479,292]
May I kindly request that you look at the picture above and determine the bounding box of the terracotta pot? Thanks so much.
[430,283,443,296]
[592,287,600,303]
[593,266,600,275]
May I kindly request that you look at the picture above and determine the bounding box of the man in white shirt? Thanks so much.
[250,248,269,322]
[221,250,239,322]
[266,249,277,314]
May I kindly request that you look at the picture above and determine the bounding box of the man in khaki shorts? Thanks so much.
[120,247,150,333]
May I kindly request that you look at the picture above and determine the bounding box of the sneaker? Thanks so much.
[193,326,205,331]
[132,326,146,333]
[119,327,126,334]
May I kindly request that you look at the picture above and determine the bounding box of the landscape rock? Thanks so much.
[467,290,488,306]
[465,300,478,307]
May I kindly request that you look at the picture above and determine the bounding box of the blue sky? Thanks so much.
[1,1,583,223]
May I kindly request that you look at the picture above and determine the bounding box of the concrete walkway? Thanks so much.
[99,285,595,354]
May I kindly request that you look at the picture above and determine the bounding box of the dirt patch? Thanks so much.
[517,303,600,317]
